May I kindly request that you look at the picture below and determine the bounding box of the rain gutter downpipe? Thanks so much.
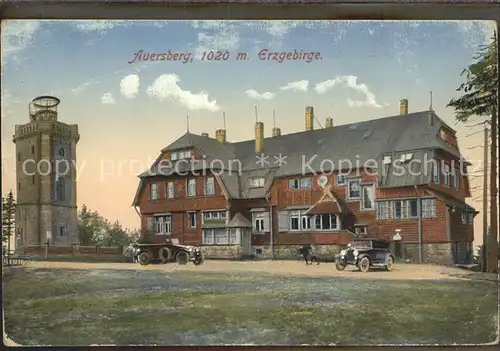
[414,185,423,263]
[265,192,275,260]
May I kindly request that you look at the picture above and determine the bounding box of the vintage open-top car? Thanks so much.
[133,241,204,266]
[335,238,395,272]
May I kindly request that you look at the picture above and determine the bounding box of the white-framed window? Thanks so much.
[229,229,239,244]
[150,183,159,200]
[171,150,192,161]
[336,174,346,185]
[361,183,375,210]
[288,177,312,189]
[407,199,419,218]
[289,210,301,230]
[301,215,311,230]
[154,215,172,235]
[249,177,265,188]
[421,199,436,218]
[444,163,451,186]
[203,211,227,220]
[383,155,392,165]
[376,201,389,219]
[433,160,440,184]
[187,179,196,197]
[354,226,367,235]
[454,167,460,189]
[348,179,361,199]
[392,200,404,219]
[166,181,175,199]
[255,217,265,231]
[204,177,215,195]
[461,211,467,224]
[203,229,214,244]
[314,214,339,230]
[300,177,312,189]
[188,212,196,229]
[202,229,231,245]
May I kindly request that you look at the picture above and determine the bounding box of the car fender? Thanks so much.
[356,253,370,263]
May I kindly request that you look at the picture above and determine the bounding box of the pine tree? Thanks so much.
[2,189,16,255]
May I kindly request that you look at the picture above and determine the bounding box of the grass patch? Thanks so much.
[3,267,498,346]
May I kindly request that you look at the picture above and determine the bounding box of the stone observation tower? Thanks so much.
[13,96,80,249]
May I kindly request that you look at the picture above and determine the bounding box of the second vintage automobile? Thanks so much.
[134,241,205,266]
[335,238,395,272]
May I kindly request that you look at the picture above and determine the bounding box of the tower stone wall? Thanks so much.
[13,96,80,249]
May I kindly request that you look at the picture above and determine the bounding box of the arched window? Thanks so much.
[58,148,66,158]
[56,177,66,201]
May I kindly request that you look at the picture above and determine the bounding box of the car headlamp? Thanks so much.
[353,249,359,257]
[340,249,346,255]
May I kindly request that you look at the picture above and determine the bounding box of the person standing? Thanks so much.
[299,245,310,265]
[309,244,320,265]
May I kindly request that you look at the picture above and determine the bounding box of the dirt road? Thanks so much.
[22,260,496,281]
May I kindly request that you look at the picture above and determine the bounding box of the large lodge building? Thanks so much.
[132,99,477,265]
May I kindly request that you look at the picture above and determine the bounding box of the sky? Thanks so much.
[1,20,496,246]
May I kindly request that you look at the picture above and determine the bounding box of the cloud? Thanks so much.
[120,74,140,99]
[195,29,240,57]
[245,89,275,100]
[1,20,41,63]
[147,74,220,112]
[315,75,382,108]
[101,93,116,105]
[280,80,309,92]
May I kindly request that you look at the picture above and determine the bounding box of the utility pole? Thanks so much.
[482,127,489,272]
[488,104,498,273]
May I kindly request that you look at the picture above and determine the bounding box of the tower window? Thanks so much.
[17,152,20,162]
[18,183,21,191]
[56,177,66,201]
[32,175,35,184]
[30,144,35,155]
[58,148,66,157]
[59,226,66,237]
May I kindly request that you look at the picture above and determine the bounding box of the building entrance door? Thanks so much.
[241,229,252,256]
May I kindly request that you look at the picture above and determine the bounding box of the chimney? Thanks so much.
[215,129,226,144]
[305,106,314,131]
[201,132,209,137]
[255,122,264,153]
[400,99,408,115]
[325,117,333,128]
[272,127,281,137]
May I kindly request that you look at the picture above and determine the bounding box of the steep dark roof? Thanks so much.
[133,110,468,204]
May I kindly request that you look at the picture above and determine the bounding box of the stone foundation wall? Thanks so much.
[252,245,342,260]
[201,245,243,259]
[404,243,454,265]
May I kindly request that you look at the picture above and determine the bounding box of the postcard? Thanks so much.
[1,19,498,346]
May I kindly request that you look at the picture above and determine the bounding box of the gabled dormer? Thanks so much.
[438,125,459,150]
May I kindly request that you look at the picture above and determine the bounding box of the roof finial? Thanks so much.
[223,112,226,129]
[186,115,190,132]
[273,109,276,128]
[254,105,258,122]
[429,91,433,111]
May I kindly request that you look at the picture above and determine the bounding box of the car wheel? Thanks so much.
[159,247,173,263]
[193,253,205,265]
[335,261,346,271]
[138,252,151,266]
[176,251,189,265]
[385,256,394,271]
[358,256,370,272]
